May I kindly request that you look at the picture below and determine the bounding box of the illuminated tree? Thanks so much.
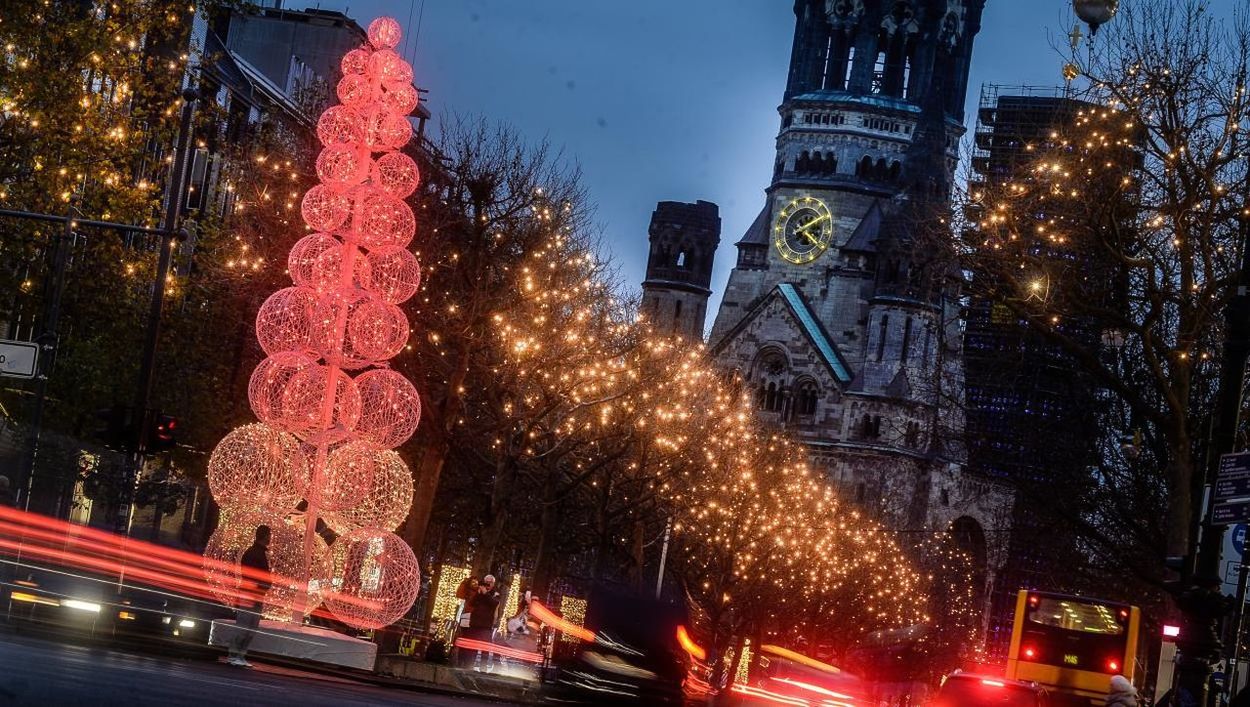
[959,0,1250,586]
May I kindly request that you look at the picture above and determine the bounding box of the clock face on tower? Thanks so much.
[773,196,834,264]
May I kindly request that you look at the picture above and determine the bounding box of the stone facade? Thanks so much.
[704,0,1011,619]
[641,200,721,340]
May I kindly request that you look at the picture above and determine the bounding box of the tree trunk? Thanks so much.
[1164,434,1194,559]
[474,455,516,579]
[403,435,450,560]
[530,470,562,601]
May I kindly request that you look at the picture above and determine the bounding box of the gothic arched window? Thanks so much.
[858,155,874,178]
[796,380,819,416]
[754,350,789,413]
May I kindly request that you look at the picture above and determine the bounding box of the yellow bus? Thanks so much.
[1005,590,1141,704]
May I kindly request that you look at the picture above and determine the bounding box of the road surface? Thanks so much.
[0,628,511,706]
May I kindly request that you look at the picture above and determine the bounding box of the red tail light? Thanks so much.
[1106,659,1120,673]
[1022,645,1038,660]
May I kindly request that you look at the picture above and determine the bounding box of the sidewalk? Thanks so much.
[375,655,543,704]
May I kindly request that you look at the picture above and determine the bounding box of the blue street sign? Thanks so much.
[1235,525,1247,556]
[1214,454,1250,525]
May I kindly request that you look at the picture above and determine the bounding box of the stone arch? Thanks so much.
[857,155,874,178]
[950,515,988,609]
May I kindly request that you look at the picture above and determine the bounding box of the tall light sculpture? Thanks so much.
[204,16,422,630]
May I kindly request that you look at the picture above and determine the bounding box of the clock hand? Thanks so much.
[796,214,830,235]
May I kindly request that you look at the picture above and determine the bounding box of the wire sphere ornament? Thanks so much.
[207,423,308,515]
[301,184,352,232]
[341,47,371,76]
[325,529,420,630]
[317,106,363,148]
[352,191,415,250]
[280,364,363,445]
[361,108,413,153]
[208,15,423,630]
[203,508,268,607]
[309,440,377,513]
[261,520,332,621]
[255,286,317,357]
[249,351,317,426]
[310,291,375,369]
[288,234,367,294]
[371,152,420,199]
[368,49,414,91]
[380,83,419,118]
[323,448,413,534]
[315,144,371,192]
[353,369,422,449]
[348,298,409,362]
[367,17,403,50]
[362,246,420,304]
[336,72,378,111]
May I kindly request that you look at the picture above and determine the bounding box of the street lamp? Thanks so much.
[1073,0,1119,35]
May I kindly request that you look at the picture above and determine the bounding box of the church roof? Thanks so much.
[736,203,771,246]
[777,284,853,385]
[843,200,884,252]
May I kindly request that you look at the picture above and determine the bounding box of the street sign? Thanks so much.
[1215,454,1250,525]
[0,339,37,379]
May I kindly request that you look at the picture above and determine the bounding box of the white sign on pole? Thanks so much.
[1223,523,1248,597]
[0,340,38,379]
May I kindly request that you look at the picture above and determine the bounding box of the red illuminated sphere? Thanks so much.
[288,234,368,294]
[362,108,412,152]
[317,106,363,147]
[341,47,372,76]
[348,298,409,362]
[255,286,317,357]
[323,448,413,534]
[203,507,267,607]
[310,291,375,369]
[363,246,420,304]
[279,364,363,445]
[354,369,421,449]
[310,440,377,513]
[301,184,352,232]
[368,49,414,91]
[249,351,317,427]
[336,72,378,110]
[367,17,403,50]
[315,144,370,192]
[352,191,415,250]
[207,423,308,516]
[380,83,419,117]
[326,528,420,629]
[261,521,332,621]
[372,152,419,199]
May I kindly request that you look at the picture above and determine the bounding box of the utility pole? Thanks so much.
[17,209,76,511]
[1176,152,1250,706]
[132,86,197,455]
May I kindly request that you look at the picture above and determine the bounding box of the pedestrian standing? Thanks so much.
[1107,675,1139,707]
[463,574,500,671]
[228,525,271,668]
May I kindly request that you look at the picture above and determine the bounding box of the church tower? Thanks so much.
[641,200,721,340]
[707,0,1005,548]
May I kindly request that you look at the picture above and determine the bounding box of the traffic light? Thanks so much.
[148,413,179,453]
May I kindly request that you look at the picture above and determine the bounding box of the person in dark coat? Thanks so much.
[459,574,500,670]
[228,525,271,668]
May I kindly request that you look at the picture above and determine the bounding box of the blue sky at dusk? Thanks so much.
[327,0,1237,323]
